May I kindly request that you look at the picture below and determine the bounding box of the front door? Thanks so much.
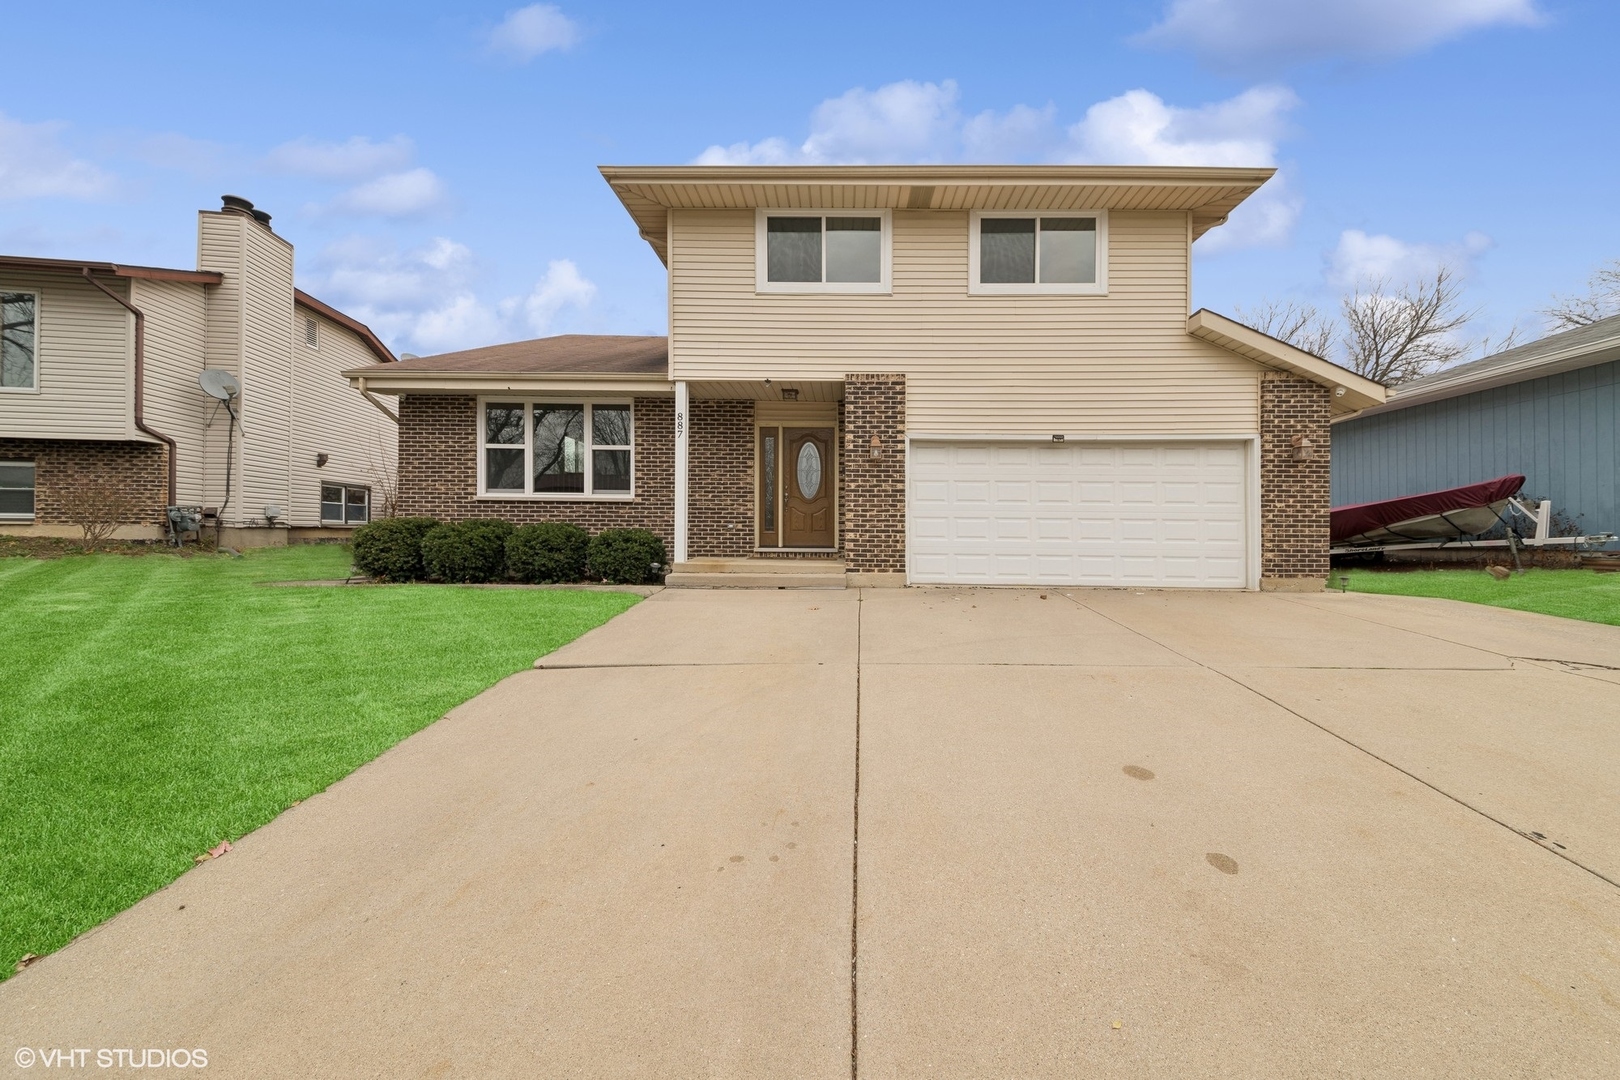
[758,426,834,548]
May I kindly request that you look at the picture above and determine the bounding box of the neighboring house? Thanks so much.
[346,165,1385,590]
[0,197,398,544]
[1332,314,1620,545]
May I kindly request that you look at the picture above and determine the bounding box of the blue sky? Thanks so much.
[2,1,1614,357]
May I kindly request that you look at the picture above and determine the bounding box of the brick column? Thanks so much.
[841,373,907,585]
[1259,371,1332,590]
[688,398,754,558]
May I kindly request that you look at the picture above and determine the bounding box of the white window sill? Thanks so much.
[0,515,35,522]
[0,386,41,394]
[756,283,892,296]
[968,284,1108,296]
[477,493,635,502]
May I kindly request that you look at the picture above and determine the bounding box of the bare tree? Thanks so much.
[1234,299,1335,358]
[1542,259,1620,330]
[56,485,143,551]
[1340,268,1474,385]
[363,431,400,519]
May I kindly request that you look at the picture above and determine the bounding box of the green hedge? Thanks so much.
[507,522,591,584]
[588,528,666,585]
[350,517,439,581]
[421,519,515,583]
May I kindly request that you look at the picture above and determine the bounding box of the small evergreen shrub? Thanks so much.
[507,522,591,584]
[350,516,438,581]
[588,528,666,584]
[421,519,515,583]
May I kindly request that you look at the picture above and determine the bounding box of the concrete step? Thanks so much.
[666,558,847,589]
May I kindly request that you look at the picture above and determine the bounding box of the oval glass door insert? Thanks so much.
[796,441,822,498]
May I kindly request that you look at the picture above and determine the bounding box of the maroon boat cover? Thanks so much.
[1331,474,1526,544]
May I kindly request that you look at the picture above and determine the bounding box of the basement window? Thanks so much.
[969,211,1107,295]
[756,210,890,293]
[0,461,34,519]
[1,292,38,390]
[480,398,634,499]
[320,484,369,524]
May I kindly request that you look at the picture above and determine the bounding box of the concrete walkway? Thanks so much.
[4,588,1619,1077]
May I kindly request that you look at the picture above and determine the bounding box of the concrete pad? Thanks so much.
[1289,590,1620,668]
[1,664,856,1079]
[1233,664,1620,882]
[540,586,859,668]
[856,663,1620,1077]
[1076,589,1511,669]
[859,587,1189,668]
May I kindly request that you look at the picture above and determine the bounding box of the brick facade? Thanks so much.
[840,374,907,574]
[689,399,755,558]
[0,438,167,526]
[396,395,675,555]
[1259,371,1332,584]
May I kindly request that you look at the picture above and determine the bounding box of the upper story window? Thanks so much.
[756,210,891,294]
[1,291,38,390]
[480,399,634,499]
[969,211,1107,295]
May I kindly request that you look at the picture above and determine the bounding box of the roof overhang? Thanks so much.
[343,367,674,396]
[1346,325,1620,421]
[601,164,1277,265]
[1187,309,1386,415]
[294,289,395,365]
[0,255,223,285]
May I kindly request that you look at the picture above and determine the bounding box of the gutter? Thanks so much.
[356,377,399,425]
[82,269,178,506]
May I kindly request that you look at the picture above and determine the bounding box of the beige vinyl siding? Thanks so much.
[237,223,296,525]
[288,308,396,527]
[670,208,1260,435]
[131,278,210,504]
[197,212,249,521]
[0,271,133,439]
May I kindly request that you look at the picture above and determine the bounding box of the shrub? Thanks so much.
[351,516,438,581]
[507,522,590,584]
[421,519,515,584]
[588,528,666,585]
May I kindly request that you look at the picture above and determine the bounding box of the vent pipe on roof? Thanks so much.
[220,194,254,216]
[251,209,272,228]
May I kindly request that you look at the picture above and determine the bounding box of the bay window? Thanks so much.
[481,399,634,498]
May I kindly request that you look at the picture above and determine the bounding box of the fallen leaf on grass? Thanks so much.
[195,840,233,863]
[15,953,39,973]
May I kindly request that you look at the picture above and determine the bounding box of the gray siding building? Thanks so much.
[1331,315,1620,543]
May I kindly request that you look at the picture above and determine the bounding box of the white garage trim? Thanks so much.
[906,435,1260,590]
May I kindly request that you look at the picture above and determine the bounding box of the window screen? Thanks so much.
[0,461,35,518]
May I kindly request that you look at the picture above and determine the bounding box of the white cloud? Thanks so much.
[327,168,449,218]
[1197,171,1303,254]
[487,4,580,62]
[962,104,1058,162]
[305,236,596,354]
[696,80,961,165]
[265,135,414,180]
[0,111,116,200]
[1137,0,1543,70]
[1062,85,1297,166]
[1327,228,1493,286]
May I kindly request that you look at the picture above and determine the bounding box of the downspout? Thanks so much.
[357,377,399,424]
[83,269,178,506]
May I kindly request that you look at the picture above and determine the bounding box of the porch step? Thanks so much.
[666,558,847,589]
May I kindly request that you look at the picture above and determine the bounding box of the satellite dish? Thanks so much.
[198,369,240,400]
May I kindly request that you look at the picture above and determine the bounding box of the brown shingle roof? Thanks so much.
[353,334,668,376]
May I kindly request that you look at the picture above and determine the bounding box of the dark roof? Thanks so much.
[0,254,223,285]
[358,335,669,376]
[293,289,395,365]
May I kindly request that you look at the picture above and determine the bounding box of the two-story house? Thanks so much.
[0,196,398,545]
[346,165,1385,590]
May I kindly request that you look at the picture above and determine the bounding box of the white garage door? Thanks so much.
[909,441,1249,588]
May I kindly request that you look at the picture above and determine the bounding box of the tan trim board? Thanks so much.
[1187,309,1385,413]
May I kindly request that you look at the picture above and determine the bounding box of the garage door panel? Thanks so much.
[910,440,1249,588]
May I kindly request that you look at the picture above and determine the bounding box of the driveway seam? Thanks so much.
[1060,591,1620,892]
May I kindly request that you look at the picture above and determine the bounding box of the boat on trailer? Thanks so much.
[1330,474,1616,555]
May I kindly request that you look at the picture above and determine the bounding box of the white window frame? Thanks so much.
[475,395,636,501]
[968,210,1108,296]
[319,483,370,526]
[755,209,892,295]
[0,288,41,393]
[0,459,35,520]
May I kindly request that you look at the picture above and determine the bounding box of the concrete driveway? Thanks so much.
[4,587,1619,1077]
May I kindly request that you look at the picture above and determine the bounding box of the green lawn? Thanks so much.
[1344,566,1620,626]
[0,546,638,977]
